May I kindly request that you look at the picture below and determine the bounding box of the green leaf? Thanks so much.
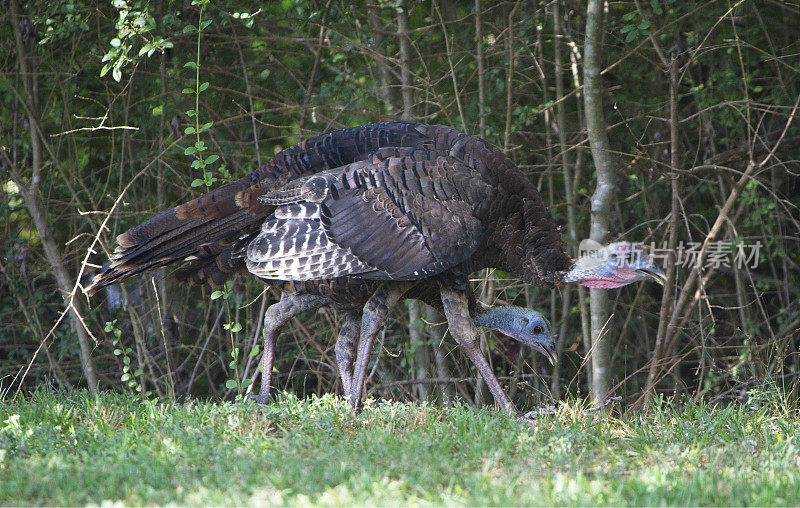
[113,348,122,355]
[230,323,242,333]
[249,345,260,358]
[210,290,224,300]
[205,154,219,165]
[198,81,210,92]
[184,61,198,69]
[199,121,213,133]
[110,38,122,47]
[191,159,204,169]
[121,373,131,382]
[191,178,204,187]
[184,146,197,155]
[638,19,651,30]
[625,30,638,43]
[242,379,252,388]
[225,379,238,389]
[651,0,663,14]
[182,24,197,34]
[200,20,212,31]
[112,67,122,82]
[184,126,196,135]
[182,88,194,94]
[229,360,237,369]
[186,109,196,117]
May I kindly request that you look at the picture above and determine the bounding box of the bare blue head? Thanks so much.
[473,306,557,364]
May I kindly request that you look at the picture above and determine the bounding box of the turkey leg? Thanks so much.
[251,292,328,405]
[334,310,361,394]
[439,284,518,413]
[348,284,410,408]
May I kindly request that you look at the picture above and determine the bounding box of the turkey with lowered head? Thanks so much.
[86,122,663,412]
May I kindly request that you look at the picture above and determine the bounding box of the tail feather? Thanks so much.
[86,171,273,296]
[85,122,457,296]
[175,244,246,286]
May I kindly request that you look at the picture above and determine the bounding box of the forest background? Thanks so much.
[2,0,798,410]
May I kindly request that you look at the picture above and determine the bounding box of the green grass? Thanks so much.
[1,391,799,506]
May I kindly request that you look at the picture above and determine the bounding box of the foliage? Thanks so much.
[1,0,798,406]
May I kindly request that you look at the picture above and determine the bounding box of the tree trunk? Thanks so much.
[366,0,401,113]
[474,0,486,137]
[583,0,615,405]
[426,306,455,406]
[644,55,682,404]
[9,0,98,392]
[397,0,414,120]
[408,301,431,401]
[503,2,520,151]
[549,0,574,398]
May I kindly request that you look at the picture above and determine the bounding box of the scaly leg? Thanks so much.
[439,283,517,414]
[348,284,410,408]
[335,310,361,394]
[251,292,328,405]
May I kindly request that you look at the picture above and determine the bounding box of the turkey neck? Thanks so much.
[462,165,573,288]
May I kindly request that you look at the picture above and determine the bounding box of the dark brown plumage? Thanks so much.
[87,121,663,412]
[87,122,571,296]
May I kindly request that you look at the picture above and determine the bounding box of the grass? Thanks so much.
[1,390,799,506]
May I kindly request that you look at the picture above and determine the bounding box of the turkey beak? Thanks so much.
[639,267,666,286]
[538,339,558,365]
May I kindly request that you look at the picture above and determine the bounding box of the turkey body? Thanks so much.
[90,121,571,295]
[87,121,645,412]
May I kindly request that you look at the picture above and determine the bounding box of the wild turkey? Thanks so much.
[253,277,556,404]
[86,121,664,412]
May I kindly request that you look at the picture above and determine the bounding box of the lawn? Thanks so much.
[1,390,798,505]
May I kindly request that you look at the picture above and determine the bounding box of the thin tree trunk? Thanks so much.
[583,0,615,405]
[474,0,486,137]
[409,301,431,400]
[9,0,98,392]
[397,0,414,120]
[550,0,575,398]
[644,55,682,404]
[503,2,520,151]
[426,306,455,406]
[562,27,594,391]
[395,1,434,399]
[366,0,401,113]
[298,0,333,133]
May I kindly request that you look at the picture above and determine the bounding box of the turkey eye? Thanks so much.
[533,325,543,334]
